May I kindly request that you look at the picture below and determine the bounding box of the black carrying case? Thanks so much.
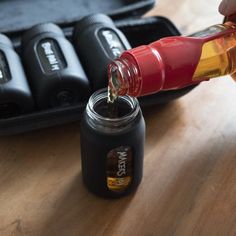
[0,0,195,135]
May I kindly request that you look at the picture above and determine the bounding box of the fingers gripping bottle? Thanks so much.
[108,22,236,99]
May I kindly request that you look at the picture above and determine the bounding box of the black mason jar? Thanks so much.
[80,89,145,198]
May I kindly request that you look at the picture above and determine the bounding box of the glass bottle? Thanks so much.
[108,22,236,99]
[80,89,145,198]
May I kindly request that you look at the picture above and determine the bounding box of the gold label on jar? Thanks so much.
[107,146,133,192]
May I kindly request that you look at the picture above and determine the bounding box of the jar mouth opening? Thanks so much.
[86,88,139,127]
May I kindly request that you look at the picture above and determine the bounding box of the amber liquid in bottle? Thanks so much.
[192,25,236,81]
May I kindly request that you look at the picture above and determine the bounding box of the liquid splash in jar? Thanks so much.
[107,64,121,117]
[107,86,118,118]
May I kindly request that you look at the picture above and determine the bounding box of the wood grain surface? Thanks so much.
[1,0,236,236]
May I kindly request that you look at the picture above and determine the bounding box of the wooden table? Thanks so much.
[1,0,236,235]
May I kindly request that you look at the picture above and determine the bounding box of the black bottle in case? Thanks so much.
[73,14,131,90]
[0,0,189,136]
[80,89,145,198]
[0,34,34,118]
[22,23,90,109]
